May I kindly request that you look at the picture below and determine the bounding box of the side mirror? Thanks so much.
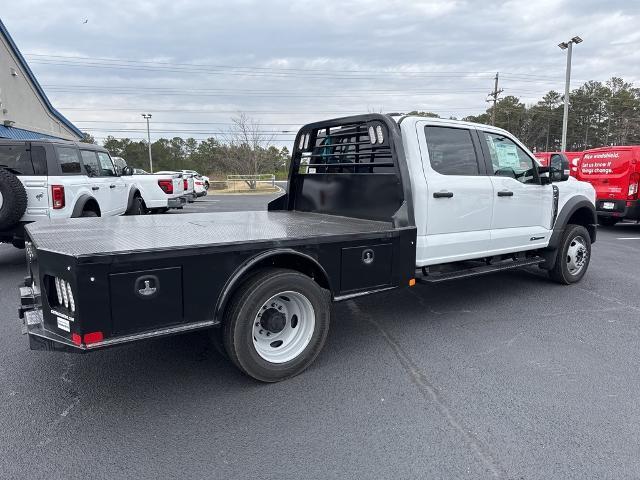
[121,166,134,176]
[549,154,570,182]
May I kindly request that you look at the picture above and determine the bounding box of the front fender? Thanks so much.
[548,195,596,249]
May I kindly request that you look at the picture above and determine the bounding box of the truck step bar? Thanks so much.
[417,256,545,284]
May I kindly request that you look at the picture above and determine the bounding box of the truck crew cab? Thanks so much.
[0,139,140,248]
[18,114,596,382]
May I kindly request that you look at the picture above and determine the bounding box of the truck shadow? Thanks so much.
[61,269,553,392]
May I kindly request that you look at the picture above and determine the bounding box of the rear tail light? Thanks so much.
[54,277,64,305]
[83,331,104,345]
[628,173,639,200]
[158,179,173,194]
[52,276,75,312]
[51,185,65,209]
[183,179,188,190]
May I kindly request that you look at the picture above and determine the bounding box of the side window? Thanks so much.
[0,145,34,175]
[424,126,480,176]
[80,150,100,177]
[56,147,82,174]
[482,132,537,184]
[97,152,116,177]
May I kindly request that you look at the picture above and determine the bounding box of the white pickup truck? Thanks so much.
[19,114,597,382]
[155,171,196,203]
[112,157,186,214]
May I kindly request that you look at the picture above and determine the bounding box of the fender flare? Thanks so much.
[213,248,332,323]
[541,195,596,269]
[125,186,141,213]
[548,195,597,249]
[71,194,100,217]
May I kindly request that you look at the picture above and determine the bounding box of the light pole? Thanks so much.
[141,113,153,173]
[558,36,582,152]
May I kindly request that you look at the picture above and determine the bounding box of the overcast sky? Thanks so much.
[2,0,639,145]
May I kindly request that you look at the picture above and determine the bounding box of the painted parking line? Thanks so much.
[617,237,640,240]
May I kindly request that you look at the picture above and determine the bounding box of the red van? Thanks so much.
[577,146,640,226]
[534,151,582,176]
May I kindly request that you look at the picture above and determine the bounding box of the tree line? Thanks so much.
[84,76,640,176]
[87,115,291,178]
[462,76,640,152]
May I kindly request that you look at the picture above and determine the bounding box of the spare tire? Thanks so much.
[0,168,28,230]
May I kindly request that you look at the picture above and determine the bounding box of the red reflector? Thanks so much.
[183,179,188,190]
[157,179,173,194]
[83,331,104,345]
[71,333,82,345]
[51,185,65,209]
[627,201,634,207]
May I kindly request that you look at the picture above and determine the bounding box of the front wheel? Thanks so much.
[548,224,591,284]
[222,268,330,382]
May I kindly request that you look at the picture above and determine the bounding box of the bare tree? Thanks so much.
[224,113,274,189]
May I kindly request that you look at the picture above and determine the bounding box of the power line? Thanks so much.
[25,53,588,83]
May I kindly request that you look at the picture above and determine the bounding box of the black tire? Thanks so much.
[80,210,99,218]
[548,224,591,284]
[598,217,618,227]
[0,168,28,230]
[12,238,25,249]
[127,196,146,215]
[222,268,331,382]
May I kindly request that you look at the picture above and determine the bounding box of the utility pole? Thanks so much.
[142,113,153,173]
[487,72,503,126]
[558,36,582,151]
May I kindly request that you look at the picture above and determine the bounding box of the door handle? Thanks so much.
[497,190,514,197]
[91,186,99,191]
[433,191,454,198]
[109,184,116,189]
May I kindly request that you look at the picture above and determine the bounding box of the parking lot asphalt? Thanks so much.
[2,195,640,479]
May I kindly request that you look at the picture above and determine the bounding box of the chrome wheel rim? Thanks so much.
[252,291,315,364]
[566,235,588,275]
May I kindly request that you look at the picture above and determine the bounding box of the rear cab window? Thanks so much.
[423,126,480,176]
[0,144,35,175]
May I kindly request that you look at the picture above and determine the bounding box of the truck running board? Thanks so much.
[417,256,545,284]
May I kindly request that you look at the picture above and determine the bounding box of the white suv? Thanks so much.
[0,139,139,248]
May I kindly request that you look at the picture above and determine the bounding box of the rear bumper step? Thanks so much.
[417,256,544,284]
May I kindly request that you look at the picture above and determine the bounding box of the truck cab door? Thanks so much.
[79,150,112,215]
[477,131,554,252]
[416,122,494,265]
[96,152,127,215]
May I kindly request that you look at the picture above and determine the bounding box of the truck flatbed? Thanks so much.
[26,211,395,258]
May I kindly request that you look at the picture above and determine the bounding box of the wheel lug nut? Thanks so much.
[266,332,271,336]
[255,322,260,327]
[259,329,264,335]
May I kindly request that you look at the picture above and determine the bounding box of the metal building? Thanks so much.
[0,19,82,141]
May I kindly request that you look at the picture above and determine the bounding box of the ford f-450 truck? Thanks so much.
[18,114,596,382]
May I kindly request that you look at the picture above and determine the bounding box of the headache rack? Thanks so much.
[298,121,395,174]
[269,114,414,227]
